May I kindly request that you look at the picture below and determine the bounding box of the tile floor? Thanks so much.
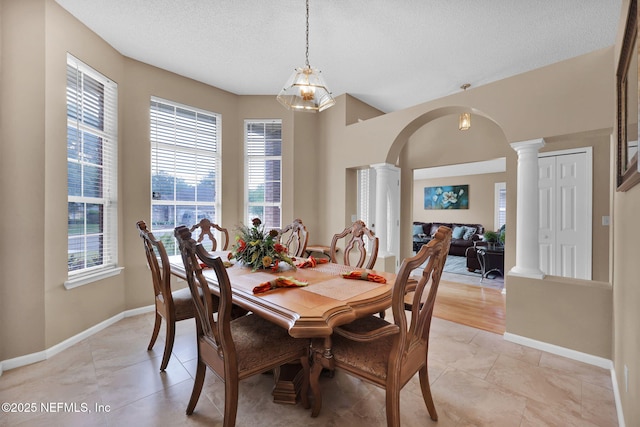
[0,311,617,427]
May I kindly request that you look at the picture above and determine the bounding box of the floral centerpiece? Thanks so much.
[228,218,296,271]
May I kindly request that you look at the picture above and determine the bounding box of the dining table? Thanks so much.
[168,251,396,406]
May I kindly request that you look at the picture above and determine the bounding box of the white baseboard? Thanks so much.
[610,366,627,427]
[504,332,625,427]
[0,305,155,376]
[503,332,612,369]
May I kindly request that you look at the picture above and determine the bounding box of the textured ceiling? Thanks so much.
[55,0,622,113]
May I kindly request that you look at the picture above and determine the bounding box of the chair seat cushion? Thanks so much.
[327,315,394,381]
[159,287,195,320]
[161,287,219,321]
[231,313,308,373]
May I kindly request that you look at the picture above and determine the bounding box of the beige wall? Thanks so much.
[506,275,613,357]
[413,172,505,231]
[1,2,636,424]
[1,0,48,359]
[0,0,318,361]
[317,43,616,374]
[613,1,640,424]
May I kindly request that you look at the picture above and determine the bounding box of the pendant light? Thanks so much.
[459,83,471,131]
[277,0,335,112]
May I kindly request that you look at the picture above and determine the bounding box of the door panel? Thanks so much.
[538,151,591,279]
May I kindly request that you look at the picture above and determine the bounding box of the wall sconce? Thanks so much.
[459,83,471,131]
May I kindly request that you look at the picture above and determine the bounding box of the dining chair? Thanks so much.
[136,220,219,372]
[276,218,309,257]
[174,226,311,426]
[189,218,229,251]
[329,220,379,269]
[330,220,383,318]
[309,226,452,425]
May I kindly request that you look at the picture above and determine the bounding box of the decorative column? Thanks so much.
[509,138,545,279]
[371,163,399,257]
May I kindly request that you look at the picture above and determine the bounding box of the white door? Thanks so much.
[538,150,591,279]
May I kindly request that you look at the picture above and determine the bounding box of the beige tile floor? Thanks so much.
[0,312,617,427]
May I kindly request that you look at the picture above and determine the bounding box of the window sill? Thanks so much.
[64,266,124,290]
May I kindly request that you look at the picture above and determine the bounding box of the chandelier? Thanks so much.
[459,83,471,131]
[277,0,335,112]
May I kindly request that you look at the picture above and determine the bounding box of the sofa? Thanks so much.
[413,222,484,257]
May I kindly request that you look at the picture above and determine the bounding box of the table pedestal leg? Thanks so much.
[310,338,334,417]
[272,363,305,404]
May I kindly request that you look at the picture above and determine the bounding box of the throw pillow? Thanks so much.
[463,226,477,240]
[413,224,424,236]
[452,226,465,239]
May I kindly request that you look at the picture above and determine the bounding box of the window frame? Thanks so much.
[244,119,283,230]
[149,97,222,255]
[65,54,121,289]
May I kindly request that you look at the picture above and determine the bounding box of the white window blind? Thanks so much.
[495,182,506,230]
[66,54,118,279]
[150,98,221,254]
[357,168,371,225]
[245,120,282,230]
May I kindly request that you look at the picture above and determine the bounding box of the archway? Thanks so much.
[382,106,511,266]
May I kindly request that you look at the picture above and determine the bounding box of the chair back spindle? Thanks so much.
[330,220,379,269]
[276,218,309,257]
[190,218,230,251]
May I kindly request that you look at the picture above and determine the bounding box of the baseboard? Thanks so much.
[0,305,155,376]
[503,332,612,369]
[610,366,627,427]
[504,332,625,427]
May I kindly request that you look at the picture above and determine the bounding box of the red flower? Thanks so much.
[238,239,246,251]
[274,243,285,253]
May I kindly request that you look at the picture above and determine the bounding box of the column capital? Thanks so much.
[510,138,545,153]
[370,163,398,172]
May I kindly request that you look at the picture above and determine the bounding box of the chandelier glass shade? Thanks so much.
[277,66,335,112]
[277,0,335,112]
[459,112,471,130]
[458,83,471,130]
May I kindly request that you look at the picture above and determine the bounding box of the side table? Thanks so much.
[413,235,431,252]
[476,246,504,282]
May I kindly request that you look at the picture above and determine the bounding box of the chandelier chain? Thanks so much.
[305,0,310,68]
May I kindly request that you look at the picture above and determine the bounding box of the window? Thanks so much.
[495,182,506,230]
[357,168,372,226]
[245,120,282,230]
[357,168,375,252]
[150,98,221,255]
[66,54,119,287]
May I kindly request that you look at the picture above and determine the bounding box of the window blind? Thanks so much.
[495,182,506,230]
[150,98,221,254]
[245,120,282,230]
[66,54,118,275]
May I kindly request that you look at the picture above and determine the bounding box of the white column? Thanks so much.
[509,138,545,279]
[371,163,399,257]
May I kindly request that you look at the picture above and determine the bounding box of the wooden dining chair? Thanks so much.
[309,226,452,426]
[329,220,379,269]
[330,220,383,318]
[276,218,309,257]
[189,218,229,251]
[136,220,219,371]
[174,226,311,426]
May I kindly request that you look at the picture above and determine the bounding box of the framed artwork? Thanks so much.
[424,185,469,210]
[616,0,640,191]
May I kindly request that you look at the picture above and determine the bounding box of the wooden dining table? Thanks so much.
[168,252,396,405]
